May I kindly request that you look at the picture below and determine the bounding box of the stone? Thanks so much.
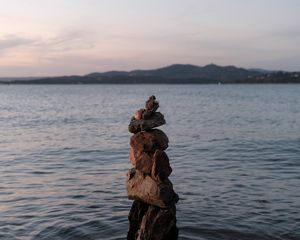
[151,150,172,182]
[127,200,149,240]
[129,147,136,165]
[130,129,169,154]
[127,201,178,240]
[140,112,165,131]
[143,95,159,120]
[134,108,145,120]
[129,147,153,175]
[128,112,166,133]
[145,95,159,112]
[137,205,178,240]
[142,111,154,120]
[126,169,179,208]
[134,151,153,174]
[127,96,179,239]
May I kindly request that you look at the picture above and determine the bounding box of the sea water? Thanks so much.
[0,84,299,240]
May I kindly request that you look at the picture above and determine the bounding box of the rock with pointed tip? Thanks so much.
[145,95,159,112]
[142,95,159,120]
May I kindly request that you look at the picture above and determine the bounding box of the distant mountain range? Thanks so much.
[1,64,299,84]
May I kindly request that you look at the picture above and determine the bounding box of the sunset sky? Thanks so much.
[0,0,299,76]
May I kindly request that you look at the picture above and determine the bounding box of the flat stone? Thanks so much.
[130,129,169,154]
[151,150,172,182]
[128,112,166,133]
[126,169,179,208]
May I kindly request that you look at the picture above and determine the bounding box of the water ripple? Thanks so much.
[0,85,300,239]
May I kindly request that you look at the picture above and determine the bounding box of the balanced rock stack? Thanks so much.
[126,96,179,240]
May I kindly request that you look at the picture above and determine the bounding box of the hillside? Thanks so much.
[1,64,299,84]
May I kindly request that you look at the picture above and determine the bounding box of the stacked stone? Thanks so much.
[126,96,179,240]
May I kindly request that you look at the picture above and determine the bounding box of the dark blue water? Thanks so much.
[0,84,299,240]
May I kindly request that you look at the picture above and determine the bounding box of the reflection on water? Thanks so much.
[0,84,300,240]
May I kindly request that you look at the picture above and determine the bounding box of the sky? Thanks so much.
[0,0,299,76]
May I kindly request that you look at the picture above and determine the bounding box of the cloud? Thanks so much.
[35,30,95,52]
[0,29,95,54]
[0,35,35,50]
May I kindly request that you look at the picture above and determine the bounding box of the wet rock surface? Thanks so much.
[126,96,179,240]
